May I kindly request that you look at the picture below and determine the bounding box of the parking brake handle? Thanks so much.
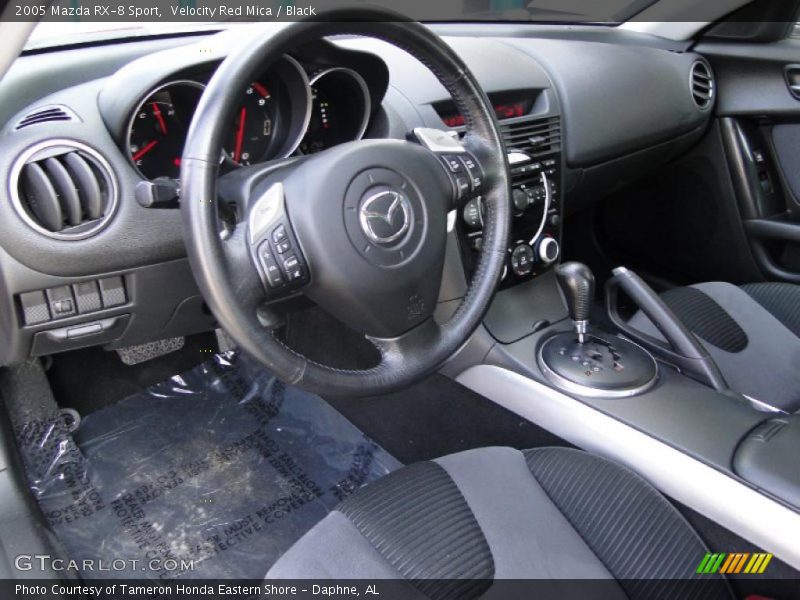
[605,267,728,392]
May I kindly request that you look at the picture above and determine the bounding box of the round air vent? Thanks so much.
[9,140,118,240]
[690,60,715,110]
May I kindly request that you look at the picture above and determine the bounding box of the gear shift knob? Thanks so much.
[555,262,595,343]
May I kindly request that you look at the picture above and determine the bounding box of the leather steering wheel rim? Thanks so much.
[181,7,510,397]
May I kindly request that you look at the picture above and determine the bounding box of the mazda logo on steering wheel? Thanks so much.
[359,189,411,245]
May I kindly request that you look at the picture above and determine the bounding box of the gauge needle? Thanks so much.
[252,82,270,98]
[234,107,247,163]
[132,140,158,161]
[151,102,167,134]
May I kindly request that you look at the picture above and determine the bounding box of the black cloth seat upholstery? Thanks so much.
[267,447,732,600]
[629,282,800,412]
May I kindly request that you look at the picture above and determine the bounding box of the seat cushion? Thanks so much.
[267,447,732,600]
[629,282,800,412]
[741,282,800,339]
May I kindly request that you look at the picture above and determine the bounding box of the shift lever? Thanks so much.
[555,262,595,343]
[540,262,658,397]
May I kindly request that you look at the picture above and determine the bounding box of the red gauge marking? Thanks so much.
[234,107,247,163]
[252,82,270,98]
[151,102,167,134]
[132,140,158,161]
[173,158,182,167]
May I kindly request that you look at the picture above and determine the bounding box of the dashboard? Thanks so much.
[98,37,387,182]
[0,24,713,365]
[126,59,373,180]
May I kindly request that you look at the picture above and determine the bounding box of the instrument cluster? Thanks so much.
[126,57,372,180]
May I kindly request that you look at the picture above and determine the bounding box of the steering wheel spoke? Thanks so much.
[368,318,443,371]
[412,127,487,209]
[245,181,311,298]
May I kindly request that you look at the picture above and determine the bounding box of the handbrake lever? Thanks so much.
[605,267,728,392]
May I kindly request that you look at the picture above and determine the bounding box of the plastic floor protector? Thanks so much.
[13,352,401,580]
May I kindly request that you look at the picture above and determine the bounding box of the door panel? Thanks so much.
[698,38,800,283]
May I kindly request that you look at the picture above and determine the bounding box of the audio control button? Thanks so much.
[463,197,484,229]
[512,188,529,212]
[441,155,464,173]
[459,154,483,191]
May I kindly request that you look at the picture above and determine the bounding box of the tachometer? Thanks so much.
[229,81,275,166]
[127,80,204,180]
[226,56,312,165]
[127,56,311,179]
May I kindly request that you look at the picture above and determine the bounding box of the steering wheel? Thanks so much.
[181,7,510,397]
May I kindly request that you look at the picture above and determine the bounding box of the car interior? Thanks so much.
[1,0,800,597]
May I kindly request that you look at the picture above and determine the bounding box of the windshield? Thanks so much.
[24,0,659,50]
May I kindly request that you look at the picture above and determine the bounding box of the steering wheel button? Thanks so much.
[441,155,463,173]
[459,154,483,190]
[275,240,291,254]
[258,243,284,287]
[283,255,300,271]
[272,224,287,243]
[248,182,285,244]
[455,175,470,199]
[287,267,305,282]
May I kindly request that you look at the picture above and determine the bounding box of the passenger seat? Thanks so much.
[628,282,800,412]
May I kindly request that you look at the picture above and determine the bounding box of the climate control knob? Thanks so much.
[537,236,560,264]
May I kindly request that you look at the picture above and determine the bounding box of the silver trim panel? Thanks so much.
[413,127,467,153]
[456,364,800,570]
[527,172,551,246]
[538,334,659,399]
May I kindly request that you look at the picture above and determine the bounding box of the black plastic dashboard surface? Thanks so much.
[0,24,713,364]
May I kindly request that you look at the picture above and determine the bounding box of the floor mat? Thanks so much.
[13,352,401,580]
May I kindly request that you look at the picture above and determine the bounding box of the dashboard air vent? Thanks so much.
[690,61,714,109]
[10,140,118,240]
[500,116,561,158]
[15,105,76,130]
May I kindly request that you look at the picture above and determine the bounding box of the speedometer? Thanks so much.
[127,56,311,180]
[127,81,204,180]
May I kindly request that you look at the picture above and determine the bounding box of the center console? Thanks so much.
[451,110,563,288]
[445,257,800,569]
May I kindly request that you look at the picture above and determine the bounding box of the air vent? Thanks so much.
[9,140,118,240]
[690,60,714,110]
[15,105,76,130]
[500,116,561,158]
